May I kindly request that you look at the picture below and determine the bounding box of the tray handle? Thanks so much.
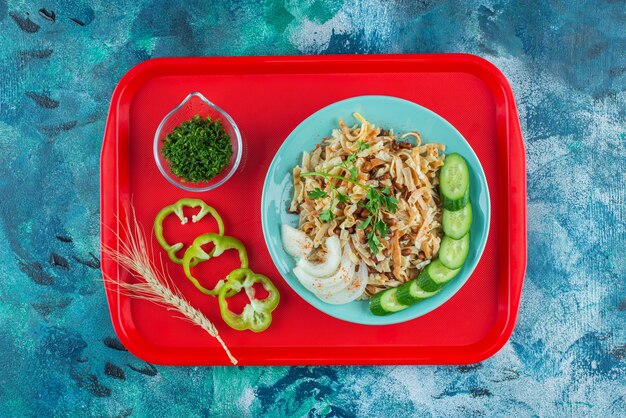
[508,106,527,312]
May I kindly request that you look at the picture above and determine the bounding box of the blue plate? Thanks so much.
[261,96,490,325]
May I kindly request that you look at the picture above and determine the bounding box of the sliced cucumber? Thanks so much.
[438,234,470,270]
[442,203,473,240]
[396,279,441,305]
[416,259,461,292]
[369,288,409,316]
[440,153,470,211]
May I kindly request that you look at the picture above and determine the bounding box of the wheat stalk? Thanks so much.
[102,206,237,365]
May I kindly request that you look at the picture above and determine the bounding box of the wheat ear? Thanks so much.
[102,206,237,365]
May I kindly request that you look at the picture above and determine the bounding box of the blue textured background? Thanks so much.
[0,1,624,416]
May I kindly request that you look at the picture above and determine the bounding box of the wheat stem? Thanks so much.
[102,206,237,365]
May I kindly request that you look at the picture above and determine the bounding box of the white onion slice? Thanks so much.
[281,224,313,259]
[316,261,369,305]
[293,248,353,295]
[297,235,341,278]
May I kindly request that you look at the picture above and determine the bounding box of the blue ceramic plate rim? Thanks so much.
[261,96,491,325]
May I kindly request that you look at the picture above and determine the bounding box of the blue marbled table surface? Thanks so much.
[0,1,624,417]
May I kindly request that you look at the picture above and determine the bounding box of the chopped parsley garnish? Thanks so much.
[308,188,327,199]
[336,192,349,203]
[357,140,370,152]
[357,216,371,230]
[162,115,233,183]
[319,209,335,223]
[301,140,397,255]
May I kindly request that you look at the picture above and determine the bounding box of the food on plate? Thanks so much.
[281,224,313,259]
[291,236,368,304]
[437,234,470,270]
[153,198,280,331]
[439,153,470,211]
[282,112,474,314]
[442,204,473,240]
[369,153,473,315]
[182,233,249,296]
[162,115,233,183]
[154,198,224,265]
[218,268,280,332]
[295,235,341,278]
[369,287,409,316]
[396,278,441,305]
[416,259,461,292]
[285,113,447,301]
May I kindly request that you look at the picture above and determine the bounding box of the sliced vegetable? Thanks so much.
[154,198,224,265]
[369,288,409,316]
[438,234,470,270]
[316,260,368,305]
[442,203,473,240]
[293,248,352,296]
[218,268,280,332]
[182,233,248,296]
[416,259,461,292]
[440,153,470,211]
[396,279,441,305]
[281,224,313,259]
[297,235,341,278]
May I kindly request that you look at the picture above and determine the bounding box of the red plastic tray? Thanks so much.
[101,54,527,366]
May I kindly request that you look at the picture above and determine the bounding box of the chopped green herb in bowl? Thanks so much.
[162,115,233,183]
[154,92,243,192]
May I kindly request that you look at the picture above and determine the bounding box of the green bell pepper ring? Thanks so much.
[154,198,225,266]
[218,268,280,332]
[182,233,248,296]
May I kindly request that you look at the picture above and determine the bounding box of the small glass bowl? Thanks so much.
[154,92,243,192]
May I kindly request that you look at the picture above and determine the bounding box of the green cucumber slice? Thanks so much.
[417,259,461,291]
[442,203,473,239]
[396,279,441,305]
[369,288,409,316]
[440,153,470,211]
[438,234,470,270]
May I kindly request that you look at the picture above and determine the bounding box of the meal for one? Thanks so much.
[281,113,473,315]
